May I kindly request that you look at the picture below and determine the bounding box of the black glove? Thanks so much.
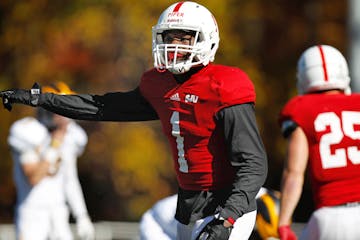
[0,83,41,111]
[196,218,232,240]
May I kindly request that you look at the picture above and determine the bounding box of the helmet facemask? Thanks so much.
[153,28,205,74]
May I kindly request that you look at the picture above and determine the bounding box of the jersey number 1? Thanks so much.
[315,111,360,169]
[170,111,189,173]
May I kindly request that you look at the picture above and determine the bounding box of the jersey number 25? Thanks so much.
[315,111,360,169]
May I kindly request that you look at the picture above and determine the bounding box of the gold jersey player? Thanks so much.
[0,2,267,239]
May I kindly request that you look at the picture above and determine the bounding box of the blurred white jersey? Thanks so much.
[139,194,178,240]
[8,117,89,240]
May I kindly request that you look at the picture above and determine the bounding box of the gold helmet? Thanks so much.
[255,189,281,239]
[42,81,76,94]
[37,82,75,131]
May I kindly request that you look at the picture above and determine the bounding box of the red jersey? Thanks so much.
[139,64,255,191]
[279,93,360,209]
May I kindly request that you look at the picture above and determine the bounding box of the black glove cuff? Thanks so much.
[0,83,41,111]
[14,83,41,106]
[196,218,232,240]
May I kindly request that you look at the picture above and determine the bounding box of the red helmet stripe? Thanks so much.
[173,2,185,12]
[318,45,329,81]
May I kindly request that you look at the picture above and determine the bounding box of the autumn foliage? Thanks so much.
[0,0,347,222]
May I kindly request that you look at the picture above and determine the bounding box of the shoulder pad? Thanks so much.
[66,121,88,147]
[209,65,256,108]
[8,117,48,152]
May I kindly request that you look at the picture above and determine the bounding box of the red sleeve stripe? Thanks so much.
[318,45,329,81]
[173,2,184,12]
[227,217,235,225]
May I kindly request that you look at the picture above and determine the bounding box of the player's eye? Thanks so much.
[164,35,193,44]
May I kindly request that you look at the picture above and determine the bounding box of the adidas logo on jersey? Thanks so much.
[170,93,181,101]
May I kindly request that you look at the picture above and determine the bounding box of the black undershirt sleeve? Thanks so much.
[215,103,268,220]
[38,87,159,122]
[175,104,268,225]
[281,119,298,138]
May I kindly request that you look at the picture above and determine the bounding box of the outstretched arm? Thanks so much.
[40,88,159,121]
[0,85,159,122]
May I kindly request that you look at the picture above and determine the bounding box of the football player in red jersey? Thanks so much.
[278,45,360,240]
[0,2,267,239]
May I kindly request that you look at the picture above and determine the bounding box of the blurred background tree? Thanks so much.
[0,0,348,223]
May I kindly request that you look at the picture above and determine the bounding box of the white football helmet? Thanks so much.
[152,1,220,74]
[296,45,351,94]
